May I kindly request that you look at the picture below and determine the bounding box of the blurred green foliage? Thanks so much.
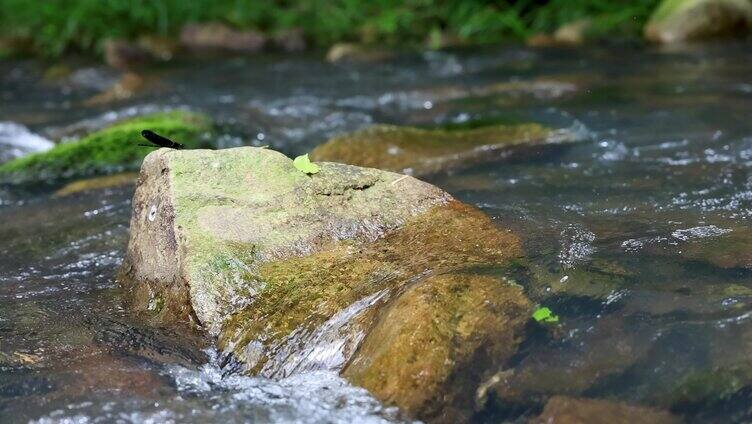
[0,0,660,57]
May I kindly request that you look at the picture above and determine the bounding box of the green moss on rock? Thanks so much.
[344,271,530,421]
[0,111,212,184]
[219,201,525,375]
[310,123,585,177]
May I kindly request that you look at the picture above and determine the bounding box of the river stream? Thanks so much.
[2,42,752,422]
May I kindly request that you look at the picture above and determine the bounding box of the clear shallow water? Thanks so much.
[2,42,752,422]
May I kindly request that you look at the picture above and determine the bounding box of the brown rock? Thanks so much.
[272,28,306,52]
[310,123,585,177]
[488,316,647,407]
[553,19,592,45]
[527,33,558,47]
[645,0,752,43]
[83,72,146,106]
[180,22,266,54]
[325,43,394,63]
[103,39,154,70]
[531,396,681,424]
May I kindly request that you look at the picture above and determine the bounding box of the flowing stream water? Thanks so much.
[2,42,752,423]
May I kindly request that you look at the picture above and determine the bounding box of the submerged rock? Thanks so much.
[676,225,752,269]
[645,0,752,43]
[90,318,208,368]
[310,123,585,177]
[0,111,212,184]
[119,146,531,420]
[592,211,752,270]
[527,259,634,300]
[665,364,752,409]
[531,396,680,424]
[485,315,647,408]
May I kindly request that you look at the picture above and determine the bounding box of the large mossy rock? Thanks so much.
[119,146,531,421]
[0,111,212,184]
[645,0,752,43]
[309,123,585,177]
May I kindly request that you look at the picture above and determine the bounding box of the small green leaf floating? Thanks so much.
[532,307,559,323]
[293,154,320,175]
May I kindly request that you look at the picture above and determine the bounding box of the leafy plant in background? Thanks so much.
[0,0,660,57]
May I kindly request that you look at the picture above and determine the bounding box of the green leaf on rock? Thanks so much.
[532,307,559,323]
[293,154,320,174]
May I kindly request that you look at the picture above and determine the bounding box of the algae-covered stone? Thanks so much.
[120,146,531,419]
[645,0,752,43]
[344,272,530,421]
[665,364,752,408]
[527,259,634,300]
[310,123,584,177]
[0,111,212,184]
[531,396,680,424]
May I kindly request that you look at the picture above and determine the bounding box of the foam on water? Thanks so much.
[30,348,409,424]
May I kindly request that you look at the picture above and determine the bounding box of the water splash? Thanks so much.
[261,290,389,378]
[0,122,54,163]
